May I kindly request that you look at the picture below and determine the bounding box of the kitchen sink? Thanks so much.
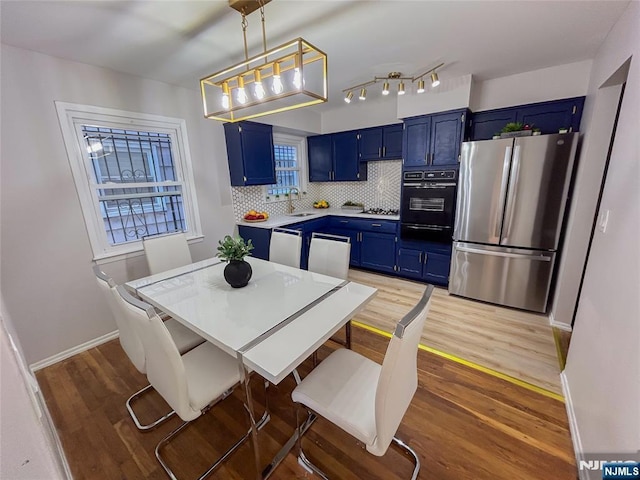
[288,212,316,217]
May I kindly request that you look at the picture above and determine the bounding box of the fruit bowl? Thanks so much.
[313,200,329,209]
[243,210,269,222]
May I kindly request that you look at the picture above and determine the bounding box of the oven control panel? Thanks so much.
[403,170,456,181]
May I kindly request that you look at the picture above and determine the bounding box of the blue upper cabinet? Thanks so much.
[430,110,466,166]
[403,116,431,167]
[382,124,403,159]
[308,131,366,182]
[359,124,403,161]
[307,134,332,182]
[359,127,383,161]
[517,97,585,134]
[469,97,586,140]
[403,109,468,168]
[223,121,276,186]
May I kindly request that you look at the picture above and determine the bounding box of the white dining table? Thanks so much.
[125,255,377,478]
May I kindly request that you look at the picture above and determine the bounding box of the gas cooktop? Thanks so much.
[363,208,399,216]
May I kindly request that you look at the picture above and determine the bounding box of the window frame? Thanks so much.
[264,133,307,203]
[56,102,202,262]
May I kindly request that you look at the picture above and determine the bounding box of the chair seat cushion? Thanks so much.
[165,319,205,353]
[292,348,380,445]
[182,342,241,413]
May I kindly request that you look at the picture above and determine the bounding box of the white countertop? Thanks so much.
[237,208,400,229]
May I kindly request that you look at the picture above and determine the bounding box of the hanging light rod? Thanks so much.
[342,63,445,101]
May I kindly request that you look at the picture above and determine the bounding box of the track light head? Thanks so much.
[359,88,367,100]
[430,71,440,88]
[344,91,353,103]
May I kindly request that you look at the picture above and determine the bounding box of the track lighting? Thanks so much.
[431,72,440,88]
[341,63,443,104]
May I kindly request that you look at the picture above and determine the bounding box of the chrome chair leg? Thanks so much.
[391,436,421,480]
[295,403,328,479]
[126,384,175,431]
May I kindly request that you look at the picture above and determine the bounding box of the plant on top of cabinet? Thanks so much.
[223,121,276,186]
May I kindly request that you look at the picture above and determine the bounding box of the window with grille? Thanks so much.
[56,103,202,259]
[265,134,307,202]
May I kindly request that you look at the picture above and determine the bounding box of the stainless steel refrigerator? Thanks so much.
[449,133,578,313]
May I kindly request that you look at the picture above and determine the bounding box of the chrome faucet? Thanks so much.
[288,187,300,214]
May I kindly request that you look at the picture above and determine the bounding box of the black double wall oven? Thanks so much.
[400,170,457,243]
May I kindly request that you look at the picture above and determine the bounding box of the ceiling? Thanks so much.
[0,0,630,111]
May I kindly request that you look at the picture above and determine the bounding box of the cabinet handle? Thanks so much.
[371,223,382,227]
[378,147,382,157]
[423,253,428,264]
[340,220,349,224]
[382,146,386,157]
[243,176,247,182]
[419,252,422,263]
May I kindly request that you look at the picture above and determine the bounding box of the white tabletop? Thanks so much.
[126,257,353,359]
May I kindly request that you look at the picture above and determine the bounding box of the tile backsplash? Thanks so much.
[231,160,402,221]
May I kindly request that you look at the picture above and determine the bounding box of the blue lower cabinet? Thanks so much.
[396,239,452,286]
[397,247,423,279]
[238,225,271,260]
[424,252,450,285]
[360,232,396,273]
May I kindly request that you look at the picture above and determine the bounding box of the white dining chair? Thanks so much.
[307,232,353,357]
[114,285,268,480]
[291,284,434,480]
[143,232,192,275]
[269,228,303,268]
[307,232,351,280]
[93,265,204,431]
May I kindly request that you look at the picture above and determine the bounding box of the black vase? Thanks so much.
[223,260,252,288]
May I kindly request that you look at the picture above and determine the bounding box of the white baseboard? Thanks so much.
[30,330,119,372]
[560,372,586,480]
[550,313,573,332]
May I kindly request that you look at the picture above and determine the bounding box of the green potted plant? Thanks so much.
[500,122,534,138]
[217,235,254,288]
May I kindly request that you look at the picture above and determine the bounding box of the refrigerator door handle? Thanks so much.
[502,145,521,243]
[456,245,552,262]
[495,146,512,239]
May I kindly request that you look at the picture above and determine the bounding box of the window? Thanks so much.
[56,102,202,260]
[265,134,307,202]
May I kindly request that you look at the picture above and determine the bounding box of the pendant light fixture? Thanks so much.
[341,63,444,104]
[200,0,327,122]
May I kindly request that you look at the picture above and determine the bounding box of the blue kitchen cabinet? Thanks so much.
[223,121,276,186]
[397,239,452,286]
[469,97,586,140]
[430,110,466,166]
[359,124,403,161]
[517,97,585,134]
[403,116,431,167]
[359,127,383,161]
[238,225,271,260]
[307,134,332,182]
[333,130,366,181]
[308,131,365,182]
[469,109,518,141]
[360,231,396,273]
[403,109,468,168]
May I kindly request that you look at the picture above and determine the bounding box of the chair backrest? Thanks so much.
[307,233,351,280]
[115,286,198,422]
[143,232,192,275]
[93,265,146,373]
[368,284,435,456]
[269,228,303,269]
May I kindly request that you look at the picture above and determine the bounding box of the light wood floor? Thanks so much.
[36,327,576,480]
[348,269,562,395]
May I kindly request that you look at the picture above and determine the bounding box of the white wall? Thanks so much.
[397,74,472,119]
[562,1,639,473]
[0,44,235,365]
[321,96,399,133]
[470,60,592,112]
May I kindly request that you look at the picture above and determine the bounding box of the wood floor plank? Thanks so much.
[347,269,563,394]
